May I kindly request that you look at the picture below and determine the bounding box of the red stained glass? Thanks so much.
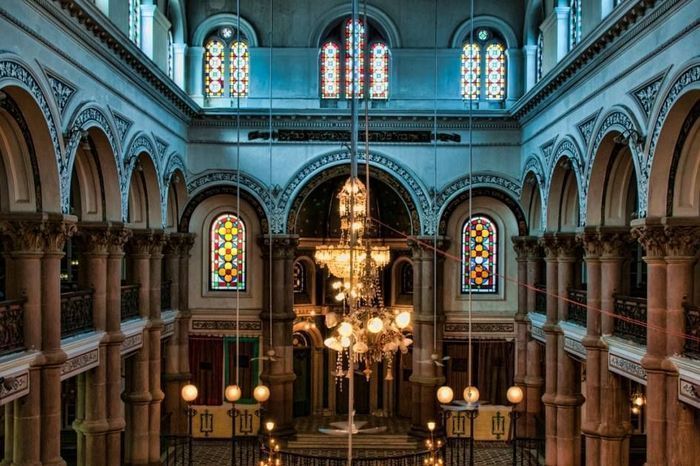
[462,216,497,293]
[321,41,341,99]
[461,43,480,100]
[485,43,505,100]
[211,213,246,290]
[230,41,249,97]
[344,18,365,99]
[369,42,389,100]
[205,38,225,97]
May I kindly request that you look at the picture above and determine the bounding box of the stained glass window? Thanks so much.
[128,0,140,45]
[168,30,174,79]
[570,0,582,48]
[205,38,225,97]
[536,32,543,82]
[461,43,481,100]
[210,213,246,290]
[321,41,341,99]
[230,41,249,97]
[344,18,365,99]
[369,42,389,100]
[485,43,506,100]
[461,216,497,294]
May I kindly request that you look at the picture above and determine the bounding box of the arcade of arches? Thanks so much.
[0,1,699,465]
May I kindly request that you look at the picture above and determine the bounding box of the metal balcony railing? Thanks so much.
[120,284,140,321]
[567,288,587,327]
[60,289,94,338]
[0,299,25,355]
[613,294,647,345]
[683,302,700,359]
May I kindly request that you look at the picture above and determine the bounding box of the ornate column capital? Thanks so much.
[107,224,132,255]
[407,235,449,258]
[0,214,49,254]
[539,233,558,260]
[598,228,633,259]
[512,235,540,261]
[76,222,112,255]
[148,229,166,258]
[554,233,578,260]
[259,234,299,260]
[162,233,180,256]
[631,221,667,258]
[127,229,163,257]
[577,229,603,260]
[664,224,700,258]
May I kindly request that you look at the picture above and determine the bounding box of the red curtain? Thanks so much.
[189,336,223,405]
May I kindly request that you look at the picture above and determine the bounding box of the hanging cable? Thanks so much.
[268,0,274,365]
[431,0,439,357]
[467,0,475,391]
[234,0,241,388]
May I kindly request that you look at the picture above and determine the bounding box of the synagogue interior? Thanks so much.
[0,0,699,465]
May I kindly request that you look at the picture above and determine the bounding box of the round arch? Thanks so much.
[179,184,269,234]
[278,150,429,235]
[521,171,545,234]
[450,15,520,49]
[191,13,259,47]
[164,168,188,232]
[167,0,187,43]
[125,151,162,229]
[548,137,585,226]
[308,4,401,48]
[286,164,420,237]
[523,0,545,46]
[547,157,581,232]
[0,57,63,214]
[123,132,161,223]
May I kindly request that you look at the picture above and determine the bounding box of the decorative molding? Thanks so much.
[187,170,272,209]
[436,172,522,208]
[110,109,133,145]
[122,133,159,221]
[61,348,99,380]
[608,353,647,385]
[120,332,143,355]
[444,322,515,335]
[162,321,175,337]
[530,325,545,343]
[153,134,169,159]
[679,378,700,409]
[191,319,262,332]
[576,108,601,148]
[0,371,29,406]
[564,337,587,358]
[628,68,670,121]
[42,68,76,115]
[539,136,558,169]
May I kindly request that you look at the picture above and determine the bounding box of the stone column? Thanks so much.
[74,225,111,466]
[631,222,667,466]
[579,230,602,465]
[526,241,543,313]
[123,231,153,466]
[554,235,582,466]
[408,237,446,437]
[524,238,544,438]
[147,231,165,465]
[187,46,204,100]
[512,236,538,432]
[172,43,187,89]
[42,215,77,466]
[105,226,131,465]
[161,234,184,436]
[259,235,298,437]
[174,234,195,435]
[598,230,630,466]
[523,44,538,92]
[664,223,700,466]
[539,234,559,465]
[0,216,46,466]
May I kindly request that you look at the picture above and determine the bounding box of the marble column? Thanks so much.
[147,231,165,465]
[408,237,446,437]
[0,215,47,466]
[123,231,153,465]
[663,224,700,466]
[539,234,559,465]
[259,235,298,437]
[579,230,602,465]
[554,235,582,466]
[597,230,630,466]
[74,225,111,466]
[512,236,539,432]
[632,222,667,466]
[42,215,77,466]
[105,226,131,465]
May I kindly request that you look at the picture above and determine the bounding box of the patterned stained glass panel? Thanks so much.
[128,0,140,45]
[210,213,246,290]
[321,41,341,99]
[570,0,582,47]
[485,43,506,100]
[536,33,543,82]
[205,38,225,97]
[230,41,249,97]
[344,18,365,99]
[461,43,480,100]
[369,42,389,100]
[293,261,306,294]
[461,216,497,293]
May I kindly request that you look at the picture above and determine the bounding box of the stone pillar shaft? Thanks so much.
[540,235,558,465]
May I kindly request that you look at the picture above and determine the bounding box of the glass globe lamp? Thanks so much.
[463,386,480,404]
[181,383,198,403]
[225,384,242,403]
[436,386,454,404]
[506,385,524,405]
[253,384,271,403]
[395,311,411,329]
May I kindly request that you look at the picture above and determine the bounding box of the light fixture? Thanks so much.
[395,311,411,329]
[253,384,271,403]
[265,421,275,432]
[367,317,383,333]
[463,386,480,405]
[181,383,198,403]
[437,386,454,405]
[225,384,242,403]
[427,421,436,432]
[506,385,524,405]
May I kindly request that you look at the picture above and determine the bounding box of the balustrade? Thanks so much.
[612,295,647,345]
[683,302,700,359]
[121,284,140,321]
[566,288,587,327]
[0,299,25,355]
[60,289,94,338]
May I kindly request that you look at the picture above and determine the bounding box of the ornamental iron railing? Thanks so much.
[0,299,25,355]
[60,289,94,338]
[567,288,587,327]
[161,280,172,310]
[683,302,700,359]
[534,283,546,315]
[613,295,647,345]
[121,284,140,321]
